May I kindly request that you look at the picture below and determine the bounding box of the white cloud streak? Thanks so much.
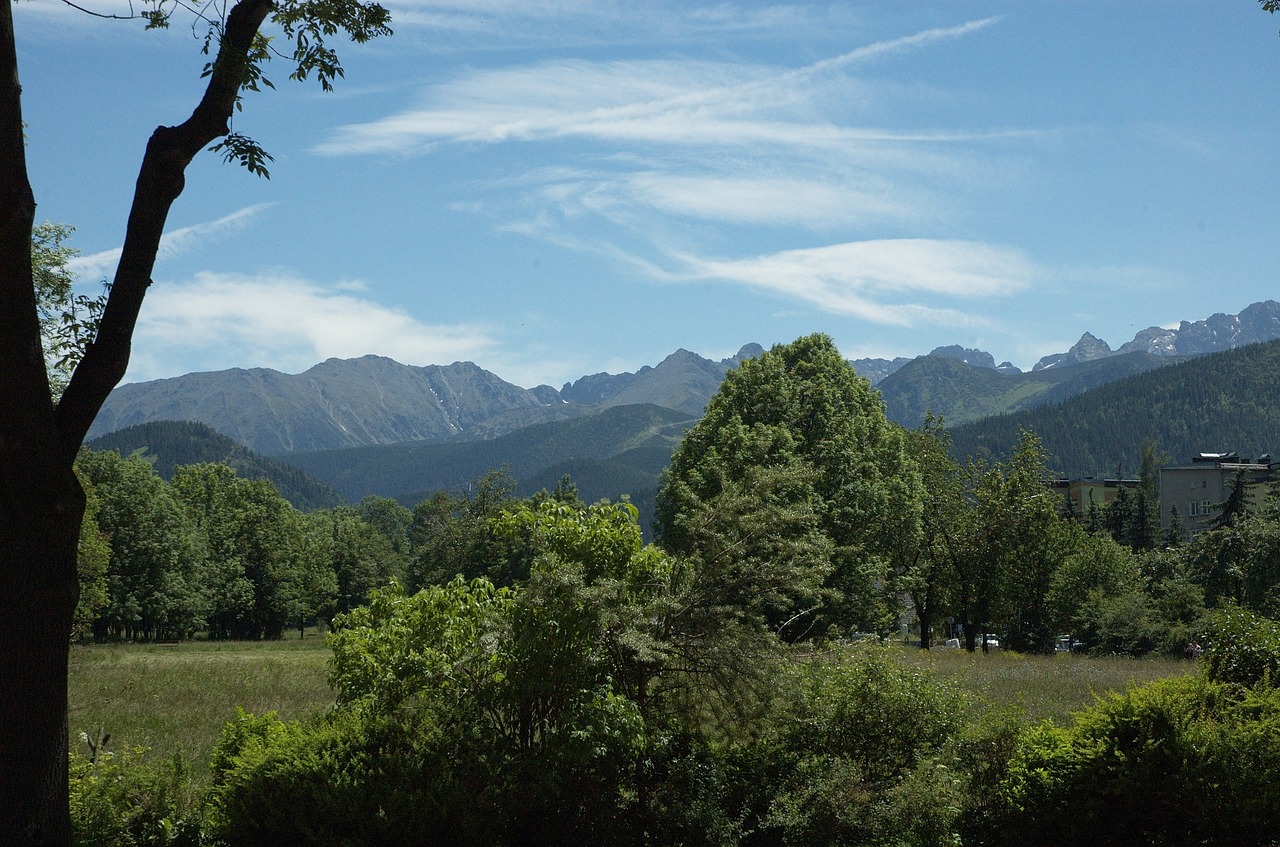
[68,204,271,281]
[669,239,1036,326]
[315,19,1005,156]
[310,16,1042,332]
[125,271,498,382]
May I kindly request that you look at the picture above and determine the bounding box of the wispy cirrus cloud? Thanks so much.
[314,19,1006,156]
[68,204,272,281]
[382,0,858,45]
[125,271,498,382]
[665,238,1037,327]
[310,17,1044,335]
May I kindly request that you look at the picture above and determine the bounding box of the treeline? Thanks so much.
[75,451,410,641]
[949,338,1280,476]
[72,446,643,643]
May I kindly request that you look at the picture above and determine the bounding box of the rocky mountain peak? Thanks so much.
[1033,332,1114,371]
[928,345,998,370]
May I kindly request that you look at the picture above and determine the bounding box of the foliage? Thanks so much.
[220,568,648,844]
[1185,502,1280,614]
[73,475,112,641]
[720,646,964,847]
[206,707,487,847]
[69,743,202,847]
[86,421,344,511]
[947,433,1070,653]
[899,417,965,649]
[171,463,307,639]
[949,339,1280,478]
[981,674,1280,847]
[406,468,516,589]
[31,221,109,399]
[313,506,403,617]
[657,333,923,635]
[1201,606,1280,687]
[77,450,209,641]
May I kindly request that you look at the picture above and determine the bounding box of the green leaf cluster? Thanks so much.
[657,334,923,636]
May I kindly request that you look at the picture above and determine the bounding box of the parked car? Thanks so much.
[1055,635,1086,653]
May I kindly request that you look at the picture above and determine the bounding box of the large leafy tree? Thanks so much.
[656,333,923,636]
[0,1,388,841]
[951,432,1067,653]
[900,416,966,649]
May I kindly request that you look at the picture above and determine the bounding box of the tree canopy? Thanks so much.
[656,333,923,636]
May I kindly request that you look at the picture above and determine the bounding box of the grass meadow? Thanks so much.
[893,643,1194,723]
[68,634,334,780]
[68,636,1197,787]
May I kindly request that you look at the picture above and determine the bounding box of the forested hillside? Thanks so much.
[283,403,692,511]
[86,421,344,511]
[877,349,1176,428]
[948,339,1280,475]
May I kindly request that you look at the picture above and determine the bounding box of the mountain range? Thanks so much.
[81,300,1280,525]
[854,300,1280,382]
[86,345,763,454]
[85,300,1280,453]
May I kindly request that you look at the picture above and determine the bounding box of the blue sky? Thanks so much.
[15,1,1280,389]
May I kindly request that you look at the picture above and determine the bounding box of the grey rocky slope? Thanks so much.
[85,302,1280,454]
[852,300,1280,382]
[87,356,549,454]
[87,345,766,454]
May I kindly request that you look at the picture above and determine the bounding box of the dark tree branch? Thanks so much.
[54,0,272,460]
[0,1,54,441]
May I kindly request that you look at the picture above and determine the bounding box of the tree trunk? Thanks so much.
[917,598,933,650]
[1,2,84,842]
[0,463,83,847]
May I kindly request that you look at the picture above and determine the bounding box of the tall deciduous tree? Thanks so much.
[0,2,388,841]
[76,449,209,641]
[952,432,1066,653]
[900,416,965,649]
[171,462,305,639]
[655,334,923,636]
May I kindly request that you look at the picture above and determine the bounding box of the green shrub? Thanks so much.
[206,707,496,847]
[70,743,203,847]
[1202,606,1280,687]
[783,646,961,786]
[979,674,1280,847]
[753,646,963,847]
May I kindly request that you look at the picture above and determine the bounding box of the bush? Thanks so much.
[206,707,496,847]
[979,674,1280,847]
[70,742,202,847]
[753,646,964,847]
[1202,606,1280,687]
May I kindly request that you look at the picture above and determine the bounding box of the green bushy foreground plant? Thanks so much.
[973,676,1280,847]
[70,621,1280,847]
[69,744,203,847]
[66,495,1280,847]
